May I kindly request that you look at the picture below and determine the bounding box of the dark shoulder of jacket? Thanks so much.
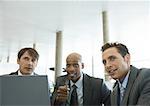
[9,72,17,75]
[84,73,103,84]
[34,72,38,75]
[56,74,67,79]
[129,65,142,79]
[139,67,150,76]
[139,67,150,71]
[131,65,150,76]
[55,75,68,83]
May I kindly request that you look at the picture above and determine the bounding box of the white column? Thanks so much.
[55,31,63,82]
[102,11,109,81]
[33,43,36,49]
[102,11,109,44]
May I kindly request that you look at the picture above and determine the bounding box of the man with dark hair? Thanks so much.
[6,48,51,106]
[101,42,150,105]
[9,47,39,75]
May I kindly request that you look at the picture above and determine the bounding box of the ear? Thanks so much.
[81,63,84,69]
[35,62,38,67]
[124,54,130,65]
[17,58,19,64]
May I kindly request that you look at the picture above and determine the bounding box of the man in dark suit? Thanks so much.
[51,52,110,106]
[9,47,39,75]
[8,48,52,104]
[101,42,150,105]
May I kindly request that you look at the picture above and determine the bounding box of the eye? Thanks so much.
[73,64,79,68]
[102,60,106,65]
[32,59,36,62]
[66,64,70,68]
[23,57,29,61]
[109,56,116,61]
[66,64,79,68]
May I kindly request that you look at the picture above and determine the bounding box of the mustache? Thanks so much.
[67,73,77,79]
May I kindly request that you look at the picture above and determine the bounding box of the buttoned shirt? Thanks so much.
[70,72,83,105]
[18,70,34,75]
[118,70,130,102]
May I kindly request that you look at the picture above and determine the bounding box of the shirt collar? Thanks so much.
[18,70,34,75]
[118,70,130,89]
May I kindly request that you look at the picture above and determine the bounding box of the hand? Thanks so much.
[56,85,69,103]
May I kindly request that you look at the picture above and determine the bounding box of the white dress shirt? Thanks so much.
[18,70,34,75]
[70,72,83,105]
[118,70,130,102]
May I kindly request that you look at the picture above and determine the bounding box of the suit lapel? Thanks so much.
[121,66,138,105]
[83,74,92,105]
[111,82,119,105]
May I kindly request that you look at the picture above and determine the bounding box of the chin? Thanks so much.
[25,71,32,74]
[111,76,117,80]
[71,78,77,83]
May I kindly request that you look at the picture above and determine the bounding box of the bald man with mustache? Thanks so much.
[51,52,110,106]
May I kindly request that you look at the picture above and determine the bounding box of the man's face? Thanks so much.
[66,56,84,82]
[102,47,130,80]
[17,51,38,75]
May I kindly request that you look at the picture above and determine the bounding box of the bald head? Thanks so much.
[66,52,84,82]
[66,52,82,62]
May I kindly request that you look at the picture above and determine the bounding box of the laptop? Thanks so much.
[0,75,51,106]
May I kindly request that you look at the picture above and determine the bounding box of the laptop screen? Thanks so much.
[0,75,51,106]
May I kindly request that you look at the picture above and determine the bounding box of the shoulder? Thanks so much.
[130,66,150,82]
[131,67,150,87]
[33,72,38,75]
[55,75,68,84]
[83,73,104,84]
[138,68,150,78]
[56,75,67,80]
[9,71,18,75]
[83,74,110,93]
[131,65,150,75]
[54,75,68,87]
[139,68,150,72]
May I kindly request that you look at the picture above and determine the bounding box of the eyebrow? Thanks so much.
[108,55,116,59]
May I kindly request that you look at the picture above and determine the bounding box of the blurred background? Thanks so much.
[0,0,150,90]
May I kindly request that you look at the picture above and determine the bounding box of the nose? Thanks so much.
[68,65,75,73]
[27,59,33,66]
[105,61,112,71]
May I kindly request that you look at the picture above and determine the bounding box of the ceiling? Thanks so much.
[0,1,105,58]
[0,0,149,65]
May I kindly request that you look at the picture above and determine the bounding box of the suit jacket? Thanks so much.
[9,71,38,75]
[51,73,111,106]
[111,65,150,106]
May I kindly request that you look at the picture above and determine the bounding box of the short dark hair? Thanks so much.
[101,42,130,57]
[17,48,39,60]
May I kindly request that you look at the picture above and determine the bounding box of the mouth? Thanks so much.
[108,68,117,76]
[68,73,77,79]
[25,67,33,70]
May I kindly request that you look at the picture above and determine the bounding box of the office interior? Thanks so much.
[0,0,150,91]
